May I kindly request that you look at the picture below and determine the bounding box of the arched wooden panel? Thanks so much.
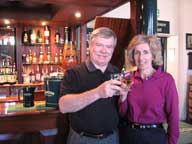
[94,16,133,70]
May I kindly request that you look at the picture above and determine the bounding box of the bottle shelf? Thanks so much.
[22,62,61,65]
[22,43,64,46]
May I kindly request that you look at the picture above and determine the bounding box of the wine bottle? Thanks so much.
[44,25,50,45]
[59,49,63,64]
[47,46,51,63]
[37,30,43,44]
[62,27,70,67]
[30,29,36,44]
[30,69,36,83]
[32,52,37,64]
[8,62,17,84]
[22,27,29,44]
[54,53,59,64]
[55,29,60,44]
[35,65,41,82]
[29,49,33,64]
[39,46,44,64]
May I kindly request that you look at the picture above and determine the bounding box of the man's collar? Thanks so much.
[85,58,116,73]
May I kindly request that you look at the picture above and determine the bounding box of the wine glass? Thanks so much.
[120,71,133,86]
[110,73,121,95]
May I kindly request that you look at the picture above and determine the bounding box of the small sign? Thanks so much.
[157,9,160,18]
[157,20,170,34]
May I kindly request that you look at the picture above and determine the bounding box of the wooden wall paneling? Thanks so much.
[130,0,143,35]
[80,24,87,62]
[94,16,132,70]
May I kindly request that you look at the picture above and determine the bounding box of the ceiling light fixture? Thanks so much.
[4,19,10,25]
[41,21,47,26]
[75,12,81,18]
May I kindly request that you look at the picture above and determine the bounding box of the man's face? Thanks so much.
[89,36,115,67]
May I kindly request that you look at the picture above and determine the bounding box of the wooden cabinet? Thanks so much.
[187,83,192,123]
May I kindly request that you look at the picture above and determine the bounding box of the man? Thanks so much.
[59,27,128,144]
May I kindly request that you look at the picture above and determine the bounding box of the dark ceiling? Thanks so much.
[0,0,129,27]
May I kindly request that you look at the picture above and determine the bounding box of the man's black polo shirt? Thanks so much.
[60,59,120,134]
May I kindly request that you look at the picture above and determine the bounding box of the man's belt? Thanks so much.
[72,127,114,139]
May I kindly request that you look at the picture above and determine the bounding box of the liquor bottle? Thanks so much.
[65,41,77,68]
[32,52,37,64]
[54,53,59,64]
[26,54,30,64]
[8,62,17,84]
[22,67,30,84]
[63,27,77,68]
[49,65,54,76]
[44,68,49,79]
[55,29,61,44]
[30,69,36,83]
[22,53,26,63]
[35,65,41,82]
[29,49,33,64]
[0,61,6,85]
[4,58,10,78]
[59,49,63,64]
[22,27,29,44]
[47,46,51,63]
[64,26,70,43]
[30,29,36,44]
[39,46,44,64]
[3,58,9,84]
[62,27,70,68]
[37,30,43,44]
[40,69,45,82]
[44,25,50,45]
[2,59,8,84]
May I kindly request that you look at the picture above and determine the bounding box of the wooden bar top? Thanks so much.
[0,101,58,115]
[0,101,59,133]
[0,83,44,88]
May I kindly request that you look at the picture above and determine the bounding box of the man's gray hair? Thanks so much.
[90,27,117,46]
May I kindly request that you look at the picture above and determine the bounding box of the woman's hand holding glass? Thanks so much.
[120,71,133,102]
[110,72,133,102]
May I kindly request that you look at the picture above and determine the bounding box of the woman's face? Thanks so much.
[133,43,153,71]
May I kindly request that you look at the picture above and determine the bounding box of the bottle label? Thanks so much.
[24,33,28,43]
[0,75,7,84]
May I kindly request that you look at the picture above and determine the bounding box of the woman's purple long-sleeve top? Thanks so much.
[119,67,179,144]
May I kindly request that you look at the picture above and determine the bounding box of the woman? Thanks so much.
[119,34,179,144]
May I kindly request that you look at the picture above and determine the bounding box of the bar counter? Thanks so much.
[0,101,58,133]
[0,100,69,144]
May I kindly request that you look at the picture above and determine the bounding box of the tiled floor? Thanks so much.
[179,121,192,144]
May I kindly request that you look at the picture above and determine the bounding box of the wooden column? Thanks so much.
[15,24,23,83]
[80,24,87,62]
[130,0,157,35]
[142,0,157,34]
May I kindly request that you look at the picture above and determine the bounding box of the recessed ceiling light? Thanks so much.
[41,21,47,26]
[4,19,10,24]
[75,12,81,18]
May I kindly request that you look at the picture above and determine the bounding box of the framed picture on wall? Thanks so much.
[186,33,192,50]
